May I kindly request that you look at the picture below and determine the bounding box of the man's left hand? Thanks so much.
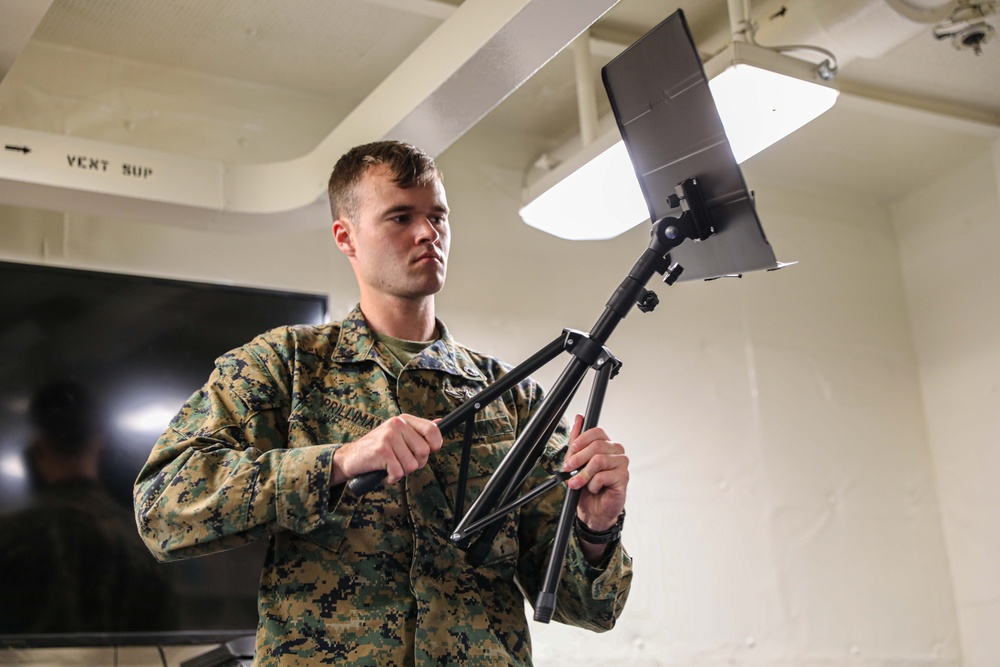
[561,414,629,551]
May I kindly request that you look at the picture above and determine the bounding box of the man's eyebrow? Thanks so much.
[380,204,450,217]
[381,204,413,217]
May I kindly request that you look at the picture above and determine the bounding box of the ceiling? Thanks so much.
[0,0,998,229]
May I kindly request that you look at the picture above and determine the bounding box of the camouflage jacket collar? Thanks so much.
[332,305,485,382]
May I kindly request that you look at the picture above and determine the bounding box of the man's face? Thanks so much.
[337,165,450,303]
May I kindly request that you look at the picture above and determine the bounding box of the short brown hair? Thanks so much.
[327,140,442,223]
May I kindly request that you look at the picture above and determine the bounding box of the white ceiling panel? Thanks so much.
[31,0,443,97]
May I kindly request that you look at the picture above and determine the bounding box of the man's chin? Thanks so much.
[418,271,446,296]
[400,280,445,300]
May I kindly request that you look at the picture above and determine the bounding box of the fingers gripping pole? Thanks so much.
[534,358,615,623]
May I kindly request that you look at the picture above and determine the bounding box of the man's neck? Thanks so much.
[359,295,437,341]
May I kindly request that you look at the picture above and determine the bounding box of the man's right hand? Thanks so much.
[331,415,442,486]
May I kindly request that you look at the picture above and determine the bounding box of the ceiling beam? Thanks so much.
[0,0,620,227]
[387,0,620,157]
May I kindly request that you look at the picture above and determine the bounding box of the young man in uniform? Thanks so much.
[135,141,632,665]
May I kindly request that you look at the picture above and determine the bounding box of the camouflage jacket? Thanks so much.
[134,306,632,666]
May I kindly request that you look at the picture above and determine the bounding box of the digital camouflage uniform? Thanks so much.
[134,306,632,666]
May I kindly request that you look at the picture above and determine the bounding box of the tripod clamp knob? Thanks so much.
[637,289,659,313]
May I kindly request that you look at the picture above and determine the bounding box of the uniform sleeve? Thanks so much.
[511,379,633,631]
[133,330,343,562]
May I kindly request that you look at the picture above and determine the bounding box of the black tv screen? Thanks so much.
[0,261,328,647]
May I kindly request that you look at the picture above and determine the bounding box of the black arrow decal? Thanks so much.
[4,144,31,155]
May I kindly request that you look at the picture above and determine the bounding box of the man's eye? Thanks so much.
[391,215,410,224]
[430,216,447,225]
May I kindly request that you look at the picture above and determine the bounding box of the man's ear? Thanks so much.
[332,219,356,257]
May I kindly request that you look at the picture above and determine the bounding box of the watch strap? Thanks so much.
[573,509,625,545]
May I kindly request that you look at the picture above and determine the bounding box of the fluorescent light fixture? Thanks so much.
[705,41,839,163]
[520,132,650,241]
[520,41,838,240]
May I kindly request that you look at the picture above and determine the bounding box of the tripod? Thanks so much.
[348,178,715,622]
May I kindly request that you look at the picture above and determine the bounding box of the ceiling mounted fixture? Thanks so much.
[704,40,839,164]
[933,1,997,55]
[520,2,840,241]
[519,127,651,241]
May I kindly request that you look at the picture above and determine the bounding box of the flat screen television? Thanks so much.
[0,260,328,648]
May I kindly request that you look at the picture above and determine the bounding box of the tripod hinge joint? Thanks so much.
[562,329,622,377]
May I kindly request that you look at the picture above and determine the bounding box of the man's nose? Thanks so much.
[416,217,440,243]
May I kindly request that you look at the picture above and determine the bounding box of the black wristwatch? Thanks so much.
[573,509,625,545]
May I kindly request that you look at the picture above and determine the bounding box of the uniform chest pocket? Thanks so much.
[432,415,521,566]
[288,389,385,449]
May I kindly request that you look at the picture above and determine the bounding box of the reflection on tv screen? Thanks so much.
[0,261,327,646]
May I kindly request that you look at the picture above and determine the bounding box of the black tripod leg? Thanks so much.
[452,354,590,544]
[459,359,587,563]
[534,359,615,623]
[534,485,581,622]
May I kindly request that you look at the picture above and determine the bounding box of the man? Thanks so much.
[135,141,632,666]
